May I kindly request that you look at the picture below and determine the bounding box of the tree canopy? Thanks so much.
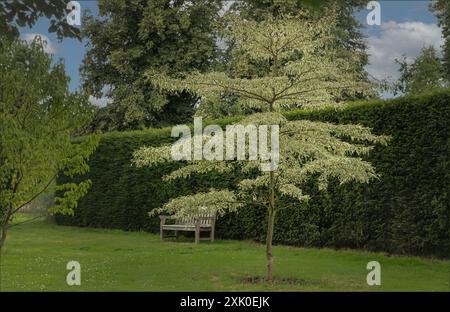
[394,46,448,96]
[230,0,371,95]
[147,11,371,112]
[81,0,223,131]
[0,35,98,251]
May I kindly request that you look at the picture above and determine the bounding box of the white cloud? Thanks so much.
[366,21,444,81]
[21,33,56,54]
[89,95,112,108]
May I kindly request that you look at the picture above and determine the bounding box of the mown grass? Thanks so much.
[0,215,448,291]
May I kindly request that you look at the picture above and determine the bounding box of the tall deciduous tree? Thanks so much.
[133,13,388,282]
[0,36,98,253]
[432,0,450,79]
[394,46,448,96]
[81,0,222,131]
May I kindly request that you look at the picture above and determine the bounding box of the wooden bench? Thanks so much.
[159,213,216,244]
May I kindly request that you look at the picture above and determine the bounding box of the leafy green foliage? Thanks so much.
[0,36,98,249]
[148,12,371,111]
[0,0,81,40]
[432,0,450,80]
[229,0,371,101]
[132,112,387,216]
[81,0,222,131]
[229,0,349,20]
[394,46,448,95]
[56,91,450,258]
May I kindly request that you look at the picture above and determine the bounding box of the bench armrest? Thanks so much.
[159,215,169,225]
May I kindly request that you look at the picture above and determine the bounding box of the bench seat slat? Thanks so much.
[162,224,212,231]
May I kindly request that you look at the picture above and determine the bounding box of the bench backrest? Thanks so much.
[176,213,215,226]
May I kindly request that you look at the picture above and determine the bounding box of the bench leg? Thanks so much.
[175,230,179,239]
[210,229,214,243]
[195,227,200,244]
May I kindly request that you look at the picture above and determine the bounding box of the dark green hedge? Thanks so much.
[56,91,450,258]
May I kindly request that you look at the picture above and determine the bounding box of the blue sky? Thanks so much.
[19,1,442,100]
[356,1,442,83]
[19,1,99,92]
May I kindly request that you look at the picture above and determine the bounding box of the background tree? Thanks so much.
[0,0,80,40]
[0,36,98,253]
[393,46,448,96]
[432,0,450,79]
[229,0,336,19]
[81,0,222,131]
[133,12,388,282]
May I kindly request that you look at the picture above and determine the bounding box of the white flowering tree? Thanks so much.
[133,12,388,282]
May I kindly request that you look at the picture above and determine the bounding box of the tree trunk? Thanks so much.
[0,222,8,254]
[266,171,276,283]
[0,205,13,254]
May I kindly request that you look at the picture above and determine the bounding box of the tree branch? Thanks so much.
[8,214,46,228]
[12,174,57,215]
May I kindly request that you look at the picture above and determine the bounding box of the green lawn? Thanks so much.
[0,215,448,291]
